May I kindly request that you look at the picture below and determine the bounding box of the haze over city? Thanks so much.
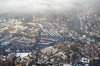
[0,0,100,15]
[0,0,100,66]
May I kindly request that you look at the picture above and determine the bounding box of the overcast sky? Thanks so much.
[0,0,99,14]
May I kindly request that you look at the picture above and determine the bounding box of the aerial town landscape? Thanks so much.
[0,0,100,66]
